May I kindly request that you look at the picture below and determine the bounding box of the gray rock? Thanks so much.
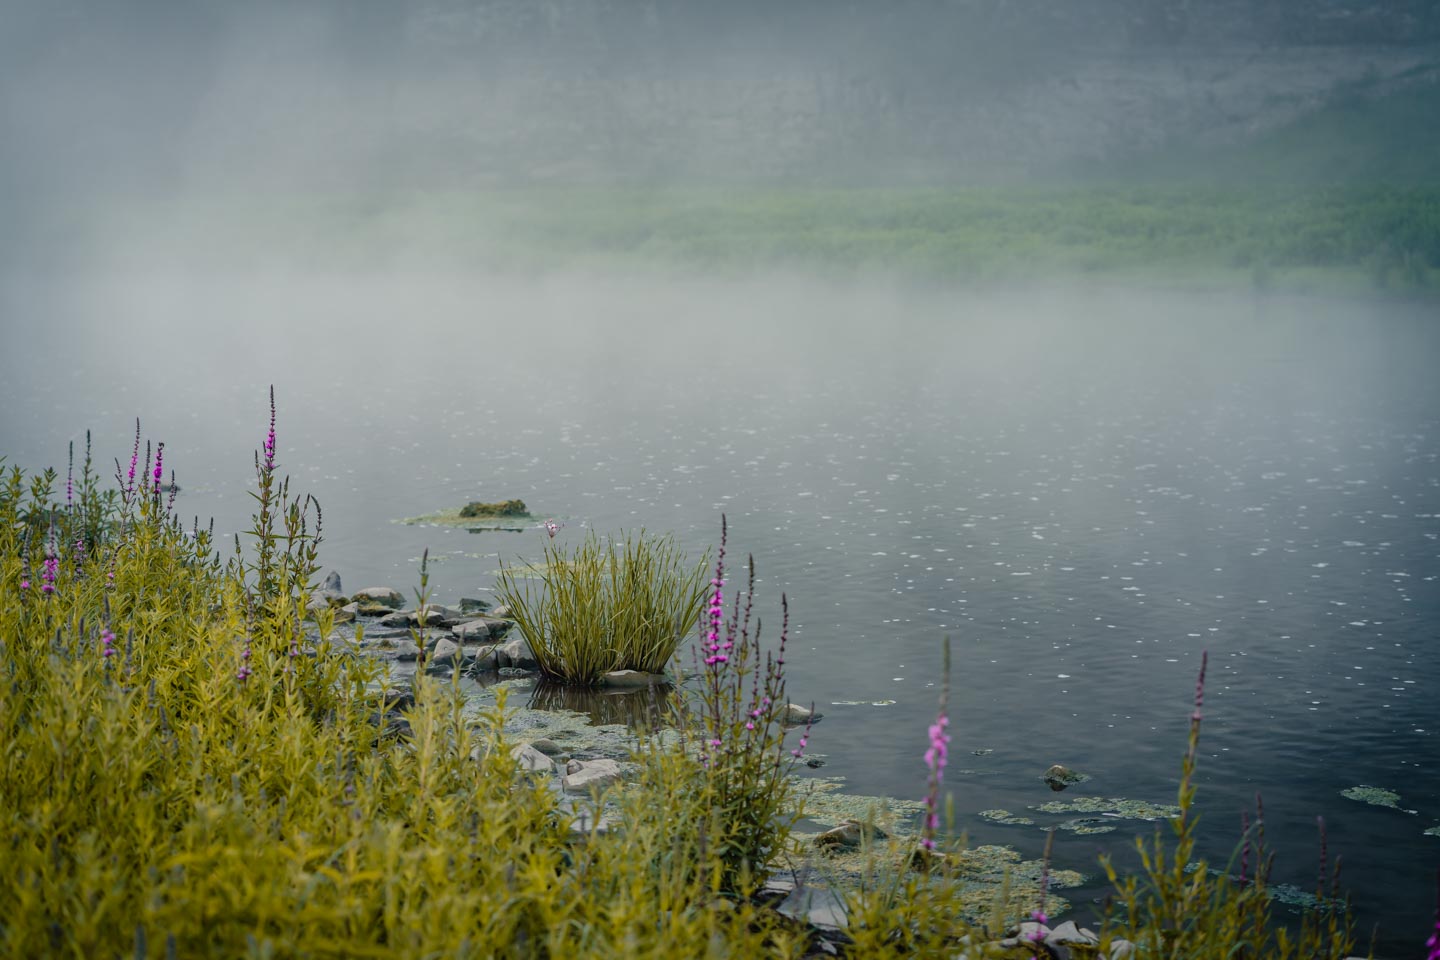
[509,742,554,775]
[427,637,465,669]
[470,647,504,672]
[389,644,423,662]
[814,819,886,851]
[776,885,849,930]
[561,758,623,794]
[322,570,343,593]
[496,636,537,670]
[489,604,512,619]
[1046,920,1094,946]
[600,669,667,688]
[458,597,492,614]
[340,601,360,615]
[451,618,508,641]
[528,738,565,757]
[1109,940,1135,959]
[783,703,822,726]
[377,604,463,629]
[351,587,404,609]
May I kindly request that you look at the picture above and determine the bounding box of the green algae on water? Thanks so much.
[1052,817,1117,835]
[1031,795,1181,821]
[977,809,1034,826]
[1340,785,1415,813]
[1424,825,1440,838]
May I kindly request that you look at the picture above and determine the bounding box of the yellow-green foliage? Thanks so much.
[496,530,709,684]
[0,419,1373,958]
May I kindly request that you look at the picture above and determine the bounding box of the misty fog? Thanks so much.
[2,0,1438,952]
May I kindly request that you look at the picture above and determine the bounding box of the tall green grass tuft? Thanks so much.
[495,529,709,684]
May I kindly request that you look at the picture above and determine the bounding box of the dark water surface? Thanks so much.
[3,272,1437,951]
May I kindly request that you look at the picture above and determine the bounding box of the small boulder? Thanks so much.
[458,597,492,614]
[782,703,822,726]
[561,758,623,794]
[1043,764,1090,792]
[451,618,508,641]
[490,604,512,619]
[427,637,465,669]
[322,570,343,593]
[814,819,886,851]
[1046,921,1095,947]
[510,743,554,775]
[496,636,537,670]
[527,738,565,757]
[351,587,405,609]
[470,647,504,673]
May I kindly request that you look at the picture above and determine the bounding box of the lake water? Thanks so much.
[2,271,1436,951]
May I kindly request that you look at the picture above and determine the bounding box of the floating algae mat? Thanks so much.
[977,809,1035,826]
[1424,826,1440,838]
[1340,785,1416,813]
[1031,795,1181,821]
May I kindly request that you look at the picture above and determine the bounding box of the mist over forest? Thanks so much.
[4,0,1437,206]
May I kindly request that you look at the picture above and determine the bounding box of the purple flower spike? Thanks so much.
[263,386,277,472]
[544,519,560,538]
[153,442,164,486]
[101,629,116,659]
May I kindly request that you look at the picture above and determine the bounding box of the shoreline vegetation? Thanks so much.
[0,398,1379,957]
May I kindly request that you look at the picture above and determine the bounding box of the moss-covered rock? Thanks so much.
[459,499,529,518]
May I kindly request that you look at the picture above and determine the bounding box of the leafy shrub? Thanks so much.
[495,529,709,684]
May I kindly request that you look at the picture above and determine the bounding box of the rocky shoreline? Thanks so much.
[300,571,1165,958]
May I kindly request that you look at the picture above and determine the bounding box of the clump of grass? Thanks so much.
[495,528,709,684]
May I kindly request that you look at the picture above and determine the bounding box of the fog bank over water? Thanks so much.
[3,0,1439,277]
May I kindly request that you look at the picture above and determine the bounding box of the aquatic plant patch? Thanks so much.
[1340,784,1416,813]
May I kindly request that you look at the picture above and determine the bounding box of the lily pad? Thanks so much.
[1340,785,1415,813]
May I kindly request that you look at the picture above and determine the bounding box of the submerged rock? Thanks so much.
[458,596,492,614]
[1043,764,1091,791]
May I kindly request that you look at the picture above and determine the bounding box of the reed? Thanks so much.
[495,529,709,684]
